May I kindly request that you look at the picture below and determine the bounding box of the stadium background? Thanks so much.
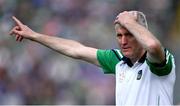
[0,0,179,105]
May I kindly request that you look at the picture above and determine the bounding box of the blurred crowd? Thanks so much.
[0,0,179,105]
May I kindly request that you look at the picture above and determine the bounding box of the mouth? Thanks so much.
[122,47,131,52]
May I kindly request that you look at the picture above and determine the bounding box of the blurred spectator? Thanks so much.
[0,0,179,105]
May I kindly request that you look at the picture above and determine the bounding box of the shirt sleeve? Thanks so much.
[97,49,121,74]
[146,49,175,76]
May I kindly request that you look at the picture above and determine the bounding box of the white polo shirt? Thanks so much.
[97,49,175,105]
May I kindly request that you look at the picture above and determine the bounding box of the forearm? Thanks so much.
[31,33,85,59]
[124,22,165,63]
[124,22,162,53]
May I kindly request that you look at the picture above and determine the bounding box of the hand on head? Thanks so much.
[114,11,138,26]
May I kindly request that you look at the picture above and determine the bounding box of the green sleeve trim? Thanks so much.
[97,49,122,74]
[146,50,174,76]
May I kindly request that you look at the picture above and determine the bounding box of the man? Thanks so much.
[9,11,175,105]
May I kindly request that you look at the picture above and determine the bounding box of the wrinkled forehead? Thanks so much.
[115,23,129,34]
[115,23,127,31]
[115,23,123,30]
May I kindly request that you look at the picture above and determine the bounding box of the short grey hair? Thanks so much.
[115,11,148,29]
[136,11,148,29]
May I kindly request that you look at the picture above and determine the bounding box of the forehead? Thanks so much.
[115,24,129,34]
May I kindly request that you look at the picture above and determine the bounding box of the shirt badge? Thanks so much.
[119,71,126,82]
[137,70,142,80]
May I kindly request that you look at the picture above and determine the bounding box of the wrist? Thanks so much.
[31,32,41,41]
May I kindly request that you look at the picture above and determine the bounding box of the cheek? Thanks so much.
[129,37,138,45]
[131,41,142,50]
[116,38,122,46]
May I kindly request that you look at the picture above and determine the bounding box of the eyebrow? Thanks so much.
[125,32,132,35]
[116,32,132,37]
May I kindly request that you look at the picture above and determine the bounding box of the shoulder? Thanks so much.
[97,49,123,61]
[146,49,175,76]
[96,49,123,74]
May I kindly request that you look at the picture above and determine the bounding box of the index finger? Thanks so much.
[12,16,24,27]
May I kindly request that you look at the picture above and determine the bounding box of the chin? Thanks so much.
[122,52,132,58]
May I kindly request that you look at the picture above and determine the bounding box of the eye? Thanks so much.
[117,33,122,37]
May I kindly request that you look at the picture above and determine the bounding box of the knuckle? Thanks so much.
[22,25,26,28]
[25,25,28,28]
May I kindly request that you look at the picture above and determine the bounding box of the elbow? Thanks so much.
[147,40,162,53]
[72,54,81,59]
[67,50,81,59]
[68,48,83,59]
[59,47,81,59]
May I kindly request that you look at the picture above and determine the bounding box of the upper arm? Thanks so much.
[96,49,121,74]
[76,46,100,66]
[77,47,121,74]
[146,49,174,76]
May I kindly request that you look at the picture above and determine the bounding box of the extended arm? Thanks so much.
[9,16,100,66]
[32,33,99,65]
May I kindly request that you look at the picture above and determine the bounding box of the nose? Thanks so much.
[121,35,128,45]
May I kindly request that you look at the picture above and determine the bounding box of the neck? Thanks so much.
[130,50,146,63]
